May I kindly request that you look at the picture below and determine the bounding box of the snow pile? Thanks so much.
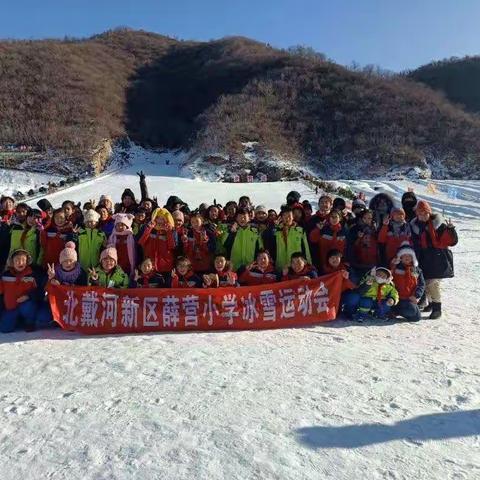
[0,147,479,479]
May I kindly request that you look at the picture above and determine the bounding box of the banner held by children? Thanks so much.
[47,272,343,334]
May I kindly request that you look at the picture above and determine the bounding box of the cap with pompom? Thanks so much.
[59,241,78,264]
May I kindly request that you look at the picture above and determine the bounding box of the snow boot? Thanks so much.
[429,302,442,320]
[422,303,433,312]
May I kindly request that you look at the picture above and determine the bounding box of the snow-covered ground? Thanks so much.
[0,168,63,197]
[1,148,479,479]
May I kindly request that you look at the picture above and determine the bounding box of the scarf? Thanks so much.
[108,229,136,275]
[55,263,81,285]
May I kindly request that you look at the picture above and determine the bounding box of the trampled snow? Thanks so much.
[0,147,479,479]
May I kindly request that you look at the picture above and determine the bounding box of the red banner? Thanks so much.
[47,272,343,334]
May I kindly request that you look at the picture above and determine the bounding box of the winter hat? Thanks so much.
[100,247,118,264]
[415,200,432,215]
[333,197,346,211]
[255,205,268,214]
[37,198,53,212]
[172,210,184,222]
[352,198,366,209]
[151,208,175,227]
[391,207,406,217]
[396,242,418,266]
[8,249,33,267]
[59,241,78,264]
[83,209,100,224]
[113,213,134,230]
[286,191,301,205]
[121,189,136,201]
[99,194,113,205]
[371,266,393,283]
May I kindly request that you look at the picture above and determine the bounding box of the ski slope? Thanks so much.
[1,147,479,480]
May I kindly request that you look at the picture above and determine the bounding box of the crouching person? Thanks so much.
[133,258,168,288]
[169,256,203,288]
[88,247,130,288]
[281,252,318,281]
[344,267,399,321]
[0,249,44,333]
[390,244,425,322]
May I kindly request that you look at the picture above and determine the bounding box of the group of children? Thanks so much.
[0,181,458,332]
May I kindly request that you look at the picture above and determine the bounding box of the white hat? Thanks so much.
[396,242,418,267]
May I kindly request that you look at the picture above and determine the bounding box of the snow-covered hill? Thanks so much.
[1,147,479,480]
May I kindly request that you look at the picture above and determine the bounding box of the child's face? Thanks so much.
[236,213,249,227]
[257,253,270,270]
[103,199,113,210]
[64,205,73,217]
[26,215,36,227]
[214,256,227,271]
[12,254,28,272]
[319,198,332,214]
[268,211,277,222]
[101,257,116,271]
[191,216,203,230]
[417,211,430,222]
[155,216,166,227]
[400,254,413,266]
[362,213,373,225]
[392,211,405,223]
[115,222,127,233]
[61,259,76,271]
[328,255,342,268]
[16,207,28,222]
[85,220,97,229]
[98,208,109,220]
[177,261,190,276]
[330,213,341,225]
[174,216,184,228]
[209,207,219,221]
[2,198,14,211]
[282,211,294,226]
[123,196,134,207]
[54,213,66,227]
[291,257,306,273]
[136,212,146,223]
[226,205,236,217]
[376,271,389,281]
[142,201,152,212]
[255,211,267,222]
[141,260,154,274]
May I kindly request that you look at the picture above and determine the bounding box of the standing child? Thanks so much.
[77,209,106,271]
[39,208,75,268]
[8,205,41,265]
[107,213,136,277]
[138,208,177,273]
[88,247,130,288]
[182,213,216,273]
[390,244,425,322]
[378,207,412,266]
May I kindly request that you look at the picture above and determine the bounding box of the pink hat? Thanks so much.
[113,213,134,230]
[415,200,432,215]
[59,241,77,264]
[100,247,118,264]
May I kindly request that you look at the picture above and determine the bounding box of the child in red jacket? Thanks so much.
[138,208,177,274]
[309,210,347,271]
[182,213,215,273]
[378,208,412,266]
[237,249,279,286]
[203,255,239,288]
[169,257,203,288]
[107,213,136,277]
[40,208,75,267]
[0,249,44,333]
[282,252,318,281]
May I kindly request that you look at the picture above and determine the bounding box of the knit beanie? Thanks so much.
[100,247,118,264]
[396,242,418,266]
[255,205,268,214]
[391,207,406,217]
[59,241,78,264]
[113,213,134,230]
[121,189,136,201]
[415,200,432,215]
[84,209,100,224]
[99,195,113,206]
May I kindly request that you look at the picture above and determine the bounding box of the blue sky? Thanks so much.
[1,0,480,71]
